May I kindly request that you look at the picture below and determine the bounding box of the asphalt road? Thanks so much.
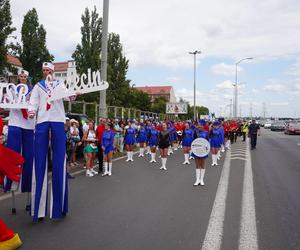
[0,128,299,250]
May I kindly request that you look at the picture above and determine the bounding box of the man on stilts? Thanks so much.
[28,62,70,222]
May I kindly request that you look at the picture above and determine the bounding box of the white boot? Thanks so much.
[141,147,145,157]
[108,162,112,176]
[138,148,143,157]
[150,153,156,163]
[221,144,225,152]
[91,168,98,175]
[182,153,190,165]
[160,158,167,170]
[126,152,130,162]
[193,169,201,186]
[86,169,94,177]
[102,162,108,176]
[146,146,151,155]
[130,151,134,162]
[200,169,205,186]
[217,150,221,160]
[211,155,216,166]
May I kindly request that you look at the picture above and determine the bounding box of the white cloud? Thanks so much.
[166,76,181,82]
[263,84,287,92]
[211,63,243,76]
[285,59,300,76]
[216,80,234,90]
[9,0,300,68]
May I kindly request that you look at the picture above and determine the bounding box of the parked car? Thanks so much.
[270,121,286,131]
[264,120,272,129]
[284,123,300,135]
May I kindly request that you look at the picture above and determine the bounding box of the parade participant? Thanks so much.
[28,62,73,221]
[158,122,171,170]
[210,121,222,166]
[166,123,173,155]
[242,121,249,142]
[148,123,159,163]
[96,118,106,174]
[182,122,193,165]
[145,121,152,155]
[70,119,80,167]
[83,121,98,177]
[217,121,225,159]
[102,122,115,176]
[113,118,121,152]
[0,117,23,249]
[175,121,183,148]
[248,119,260,149]
[137,123,147,157]
[124,120,136,162]
[192,120,209,186]
[224,121,231,150]
[4,70,35,212]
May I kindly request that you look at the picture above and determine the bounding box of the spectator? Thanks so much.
[82,121,98,177]
[96,118,106,174]
[119,122,125,153]
[113,118,121,152]
[70,119,81,167]
[65,118,75,179]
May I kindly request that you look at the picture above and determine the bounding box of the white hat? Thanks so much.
[42,62,55,71]
[19,69,29,76]
[65,117,70,121]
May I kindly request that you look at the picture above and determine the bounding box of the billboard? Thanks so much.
[166,102,188,114]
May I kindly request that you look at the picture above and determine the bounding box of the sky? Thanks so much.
[8,0,300,118]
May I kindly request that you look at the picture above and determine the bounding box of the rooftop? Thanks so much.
[135,86,173,95]
[54,62,68,72]
[6,55,22,67]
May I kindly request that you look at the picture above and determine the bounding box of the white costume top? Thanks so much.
[8,109,35,130]
[29,79,66,125]
[7,85,35,130]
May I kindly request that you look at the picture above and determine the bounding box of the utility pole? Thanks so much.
[99,0,109,118]
[229,99,233,118]
[188,50,201,121]
[262,102,266,119]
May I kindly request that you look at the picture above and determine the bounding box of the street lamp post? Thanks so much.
[234,57,253,119]
[189,50,201,121]
[99,0,109,118]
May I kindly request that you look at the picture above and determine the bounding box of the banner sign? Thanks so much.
[0,69,109,109]
[166,102,188,114]
[191,138,210,157]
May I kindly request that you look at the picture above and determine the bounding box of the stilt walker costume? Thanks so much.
[4,70,35,201]
[28,62,71,222]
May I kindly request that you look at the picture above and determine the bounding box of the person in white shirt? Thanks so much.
[4,70,35,212]
[28,62,72,222]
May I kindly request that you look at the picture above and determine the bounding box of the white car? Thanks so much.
[264,121,272,129]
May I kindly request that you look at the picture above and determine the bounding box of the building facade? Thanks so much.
[53,60,76,83]
[134,86,176,103]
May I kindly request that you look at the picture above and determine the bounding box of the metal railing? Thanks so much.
[64,101,175,122]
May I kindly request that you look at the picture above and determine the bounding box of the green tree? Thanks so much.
[0,0,15,74]
[127,88,151,111]
[19,8,53,84]
[151,96,168,114]
[107,33,131,107]
[72,6,102,103]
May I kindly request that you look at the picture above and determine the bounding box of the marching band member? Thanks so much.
[182,122,193,165]
[145,121,152,155]
[28,62,73,221]
[192,120,209,186]
[210,121,222,166]
[102,122,115,176]
[148,123,159,163]
[158,122,171,170]
[217,121,225,159]
[167,123,174,155]
[4,70,35,212]
[137,123,147,157]
[124,121,136,162]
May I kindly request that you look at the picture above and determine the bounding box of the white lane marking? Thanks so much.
[239,139,258,250]
[231,153,246,157]
[202,149,231,250]
[231,157,246,161]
